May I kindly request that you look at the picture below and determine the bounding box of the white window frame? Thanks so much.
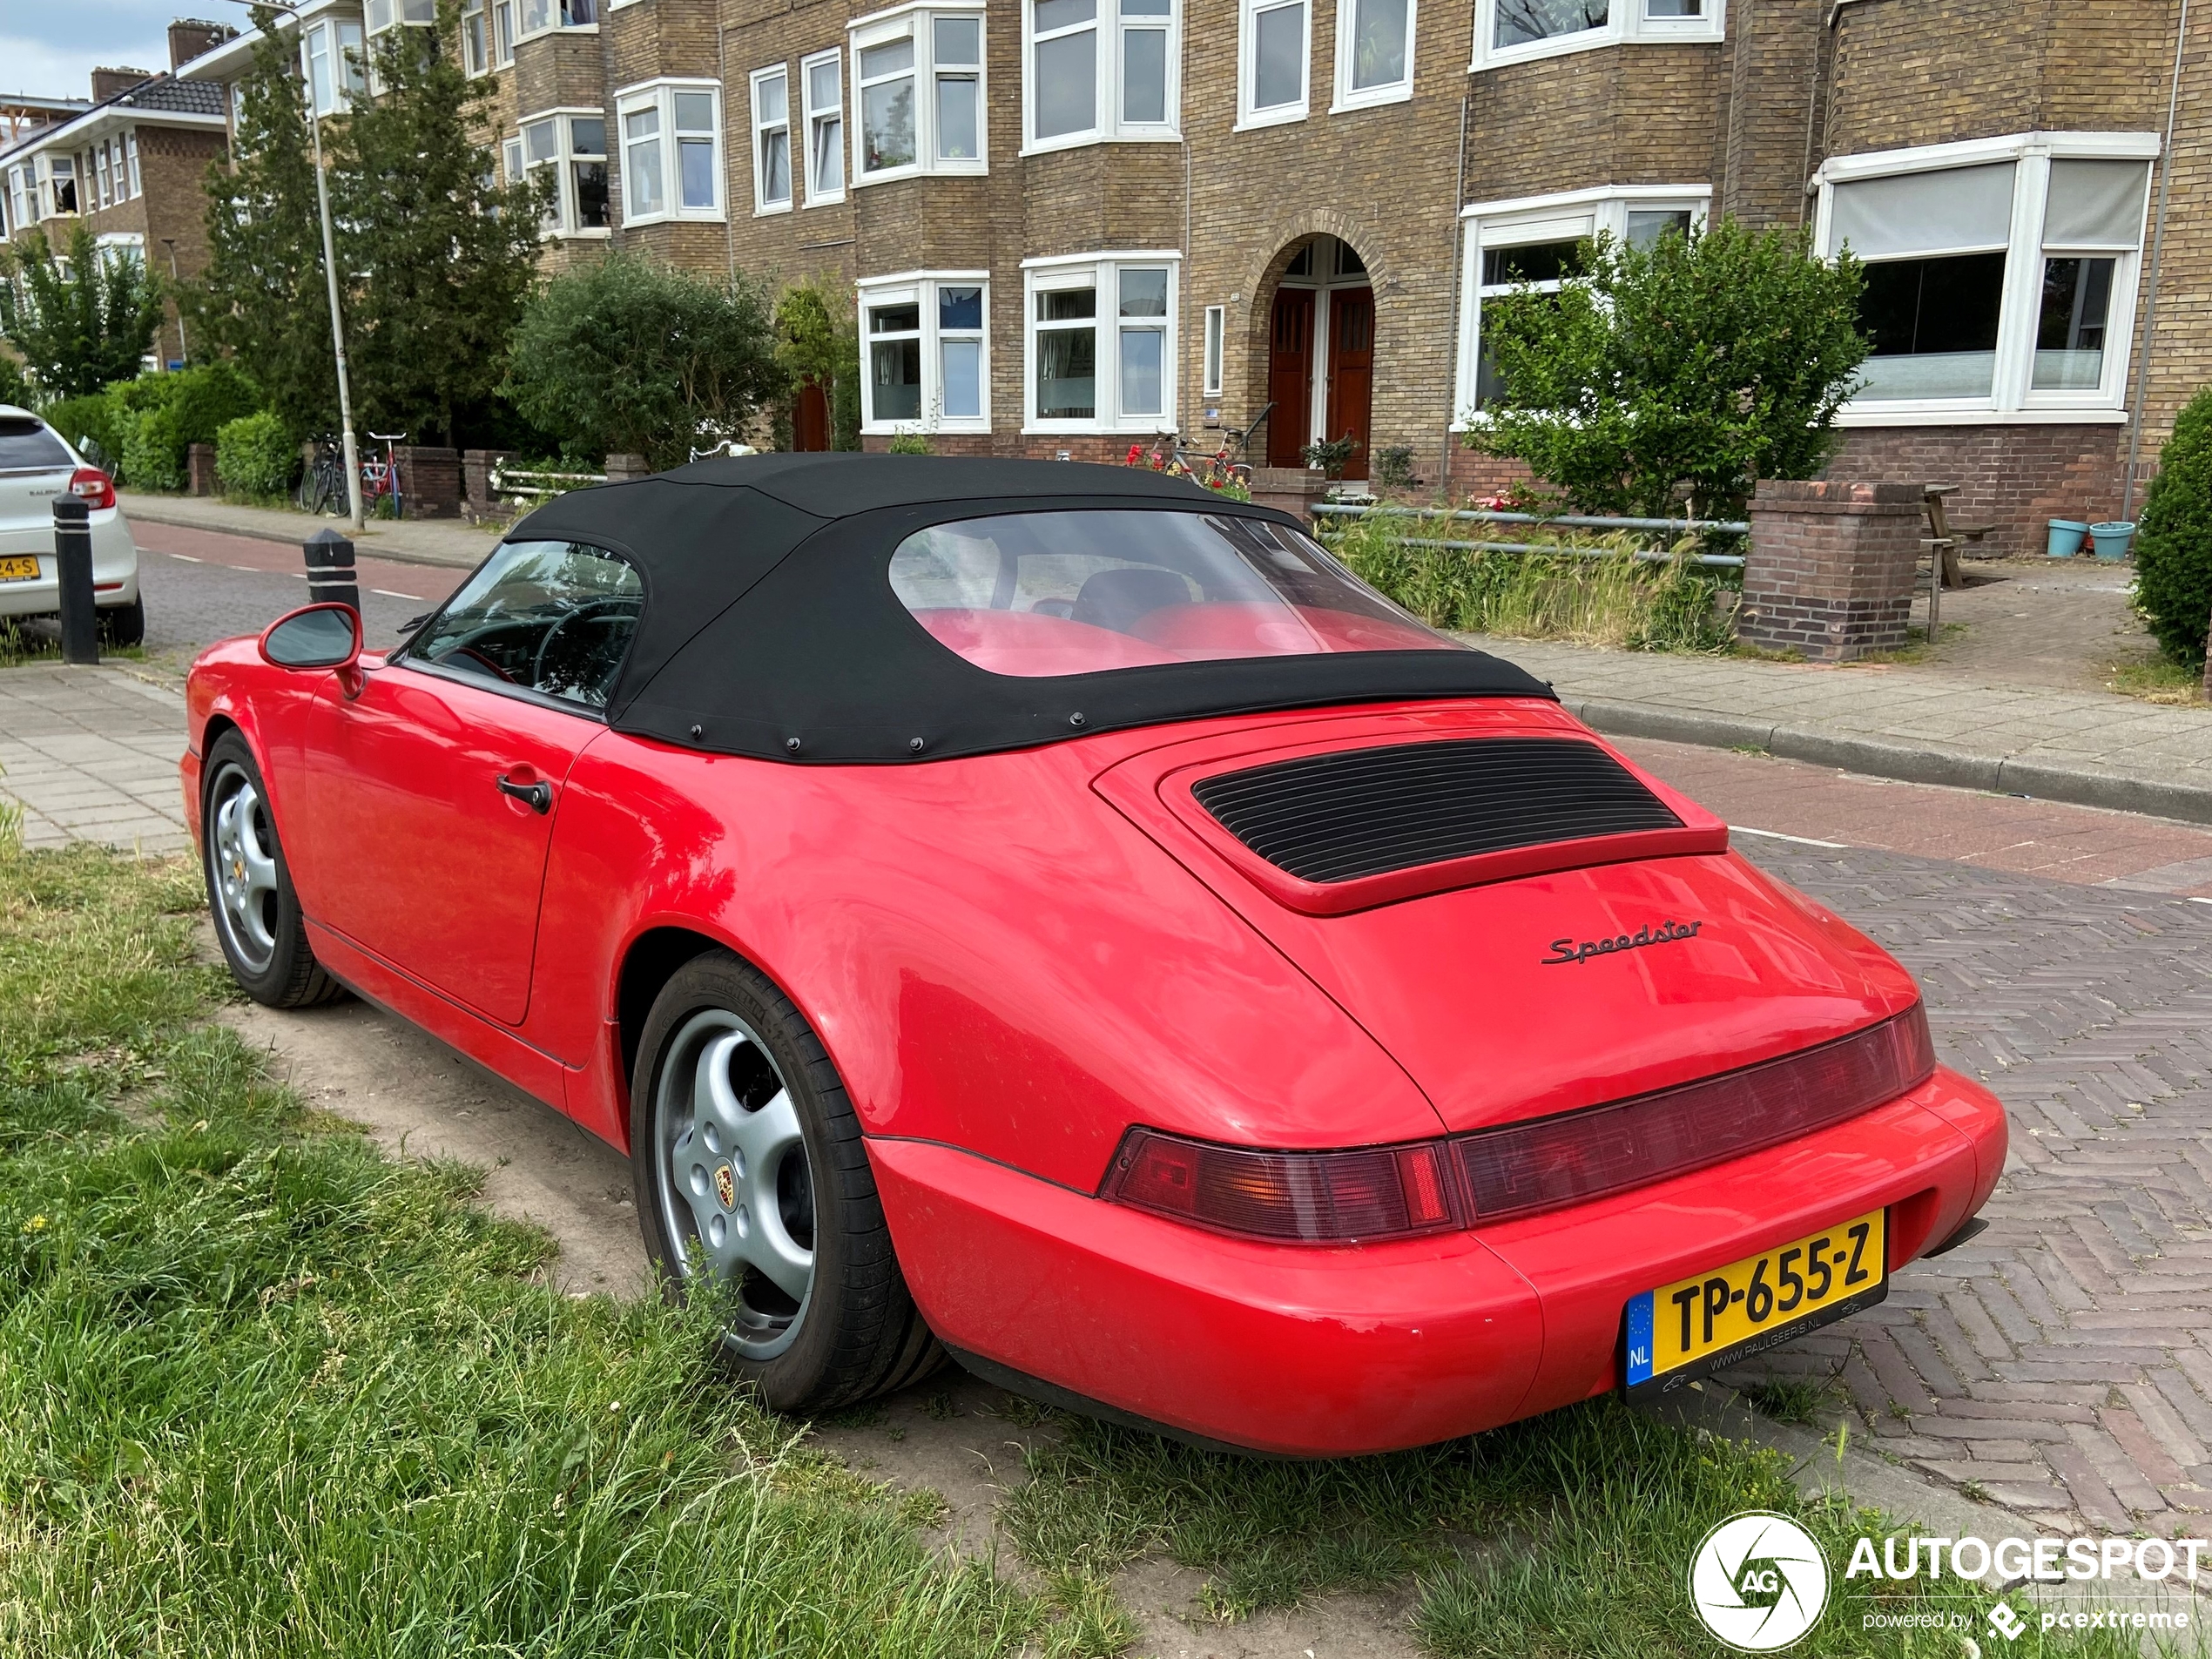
[1202,303,1225,398]
[42,156,77,219]
[1332,0,1414,112]
[847,2,989,185]
[462,0,489,75]
[8,165,32,233]
[1452,183,1711,428]
[751,65,793,215]
[1022,251,1181,435]
[1236,0,1309,131]
[857,272,993,435]
[1811,131,2161,426]
[492,0,517,66]
[515,0,597,44]
[125,132,139,199]
[1022,0,1179,155]
[94,231,145,273]
[1471,0,1723,75]
[368,0,439,36]
[616,78,725,225]
[516,108,612,238]
[801,48,846,205]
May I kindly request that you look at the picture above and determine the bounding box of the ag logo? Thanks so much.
[1688,1512,1830,1651]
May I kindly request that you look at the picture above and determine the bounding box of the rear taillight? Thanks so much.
[1107,1129,1462,1243]
[1103,1007,1934,1243]
[70,468,116,510]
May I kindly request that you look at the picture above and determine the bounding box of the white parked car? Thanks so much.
[0,404,142,646]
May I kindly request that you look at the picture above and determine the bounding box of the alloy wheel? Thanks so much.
[207,760,280,974]
[651,1008,817,1359]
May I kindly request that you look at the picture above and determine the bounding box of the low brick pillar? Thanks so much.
[392,444,462,519]
[1737,480,1925,663]
[462,448,516,516]
[1247,466,1327,523]
[187,442,217,496]
[603,452,651,483]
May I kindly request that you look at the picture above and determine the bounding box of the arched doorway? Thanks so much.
[1263,235,1373,479]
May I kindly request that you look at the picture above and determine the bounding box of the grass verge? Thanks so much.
[2107,651,2209,706]
[1004,1403,2144,1657]
[1325,510,1737,653]
[0,846,1050,1656]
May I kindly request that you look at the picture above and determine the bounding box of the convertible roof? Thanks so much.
[503,454,1554,764]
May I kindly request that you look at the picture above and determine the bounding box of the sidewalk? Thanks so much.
[1482,635,2212,826]
[0,665,188,853]
[118,490,502,570]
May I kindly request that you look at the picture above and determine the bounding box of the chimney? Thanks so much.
[91,66,156,103]
[168,18,236,72]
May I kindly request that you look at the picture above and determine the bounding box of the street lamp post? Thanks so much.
[305,90,364,529]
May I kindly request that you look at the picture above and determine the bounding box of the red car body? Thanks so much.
[183,460,2004,1455]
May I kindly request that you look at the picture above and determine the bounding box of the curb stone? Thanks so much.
[118,496,492,571]
[1565,696,2212,828]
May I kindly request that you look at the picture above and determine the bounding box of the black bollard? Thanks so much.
[303,528,360,610]
[52,496,98,665]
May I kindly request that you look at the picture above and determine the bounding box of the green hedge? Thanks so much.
[2136,386,2212,671]
[111,363,264,490]
[40,393,123,473]
[215,411,297,499]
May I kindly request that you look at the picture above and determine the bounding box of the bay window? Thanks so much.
[802,50,844,203]
[517,0,594,39]
[1333,0,1413,111]
[1453,185,1710,425]
[517,111,610,236]
[617,80,724,224]
[1472,0,1720,71]
[859,273,991,434]
[462,0,489,74]
[367,0,436,34]
[1023,253,1179,432]
[1026,0,1177,152]
[300,19,367,113]
[44,157,77,218]
[1817,134,2155,421]
[1238,0,1308,128]
[125,132,139,199]
[752,66,792,212]
[850,5,988,183]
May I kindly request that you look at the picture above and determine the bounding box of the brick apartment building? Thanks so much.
[0,22,236,371]
[165,1,2206,550]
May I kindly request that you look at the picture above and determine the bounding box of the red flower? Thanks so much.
[1126,443,1143,466]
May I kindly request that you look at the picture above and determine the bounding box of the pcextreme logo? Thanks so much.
[1689,1513,1830,1652]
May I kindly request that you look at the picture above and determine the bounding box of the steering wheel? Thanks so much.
[532,597,642,697]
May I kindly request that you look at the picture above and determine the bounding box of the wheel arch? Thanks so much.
[616,925,729,1095]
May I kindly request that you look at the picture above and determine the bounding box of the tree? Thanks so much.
[0,354,29,410]
[184,9,339,439]
[337,8,543,445]
[0,225,163,399]
[1468,219,1869,521]
[775,279,861,450]
[2133,386,2212,673]
[504,253,781,469]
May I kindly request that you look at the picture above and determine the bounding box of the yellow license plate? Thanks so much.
[0,556,39,583]
[1626,1208,1886,1397]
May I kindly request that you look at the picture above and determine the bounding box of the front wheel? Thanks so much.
[201,732,342,1008]
[630,951,941,1411]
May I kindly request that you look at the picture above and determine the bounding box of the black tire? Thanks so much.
[630,950,942,1412]
[200,731,343,1009]
[98,596,145,648]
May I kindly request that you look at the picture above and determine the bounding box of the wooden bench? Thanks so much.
[1919,484,2000,634]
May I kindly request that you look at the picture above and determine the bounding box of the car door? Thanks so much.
[299,537,644,1026]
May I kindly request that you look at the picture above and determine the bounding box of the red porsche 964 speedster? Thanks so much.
[184,455,2004,1455]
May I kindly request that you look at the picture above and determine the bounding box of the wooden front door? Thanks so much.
[793,379,831,451]
[1324,287,1374,481]
[1266,288,1315,469]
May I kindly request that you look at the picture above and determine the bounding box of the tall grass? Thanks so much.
[0,847,1047,1657]
[1328,510,1737,653]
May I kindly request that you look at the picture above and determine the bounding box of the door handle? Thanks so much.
[496,772,552,814]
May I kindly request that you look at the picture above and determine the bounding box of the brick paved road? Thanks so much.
[1723,841,2212,1534]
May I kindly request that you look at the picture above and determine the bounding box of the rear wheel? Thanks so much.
[98,597,144,648]
[630,951,941,1411]
[201,732,341,1008]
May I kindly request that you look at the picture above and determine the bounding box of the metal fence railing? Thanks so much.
[488,462,609,502]
[1311,502,1750,569]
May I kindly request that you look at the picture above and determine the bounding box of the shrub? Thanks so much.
[215,410,298,499]
[2134,387,2212,671]
[1373,444,1416,489]
[40,392,121,472]
[111,363,263,490]
[0,354,29,410]
[887,428,931,455]
[1473,217,1867,521]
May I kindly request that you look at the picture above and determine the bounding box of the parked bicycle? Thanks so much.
[363,431,408,520]
[299,437,347,516]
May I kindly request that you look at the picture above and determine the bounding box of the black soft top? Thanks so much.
[504,454,1553,764]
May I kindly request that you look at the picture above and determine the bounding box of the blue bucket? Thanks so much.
[2046,519,2089,557]
[2089,521,2136,561]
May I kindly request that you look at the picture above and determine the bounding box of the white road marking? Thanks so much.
[2190,896,2212,907]
[1730,825,1848,850]
[371,588,421,600]
[167,552,202,563]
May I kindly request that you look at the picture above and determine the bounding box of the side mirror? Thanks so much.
[260,604,364,694]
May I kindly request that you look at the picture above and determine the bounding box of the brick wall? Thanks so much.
[1824,425,2128,558]
[1738,478,1923,660]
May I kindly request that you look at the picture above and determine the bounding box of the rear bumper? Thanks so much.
[0,514,139,618]
[870,1067,2006,1456]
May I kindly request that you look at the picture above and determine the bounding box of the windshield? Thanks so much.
[887,509,1461,678]
[0,418,72,473]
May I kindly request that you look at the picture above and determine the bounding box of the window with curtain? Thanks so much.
[857,274,992,432]
[1026,255,1178,430]
[848,9,988,181]
[619,81,724,222]
[803,51,844,201]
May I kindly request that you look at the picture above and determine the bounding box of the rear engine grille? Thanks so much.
[1191,738,1683,885]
